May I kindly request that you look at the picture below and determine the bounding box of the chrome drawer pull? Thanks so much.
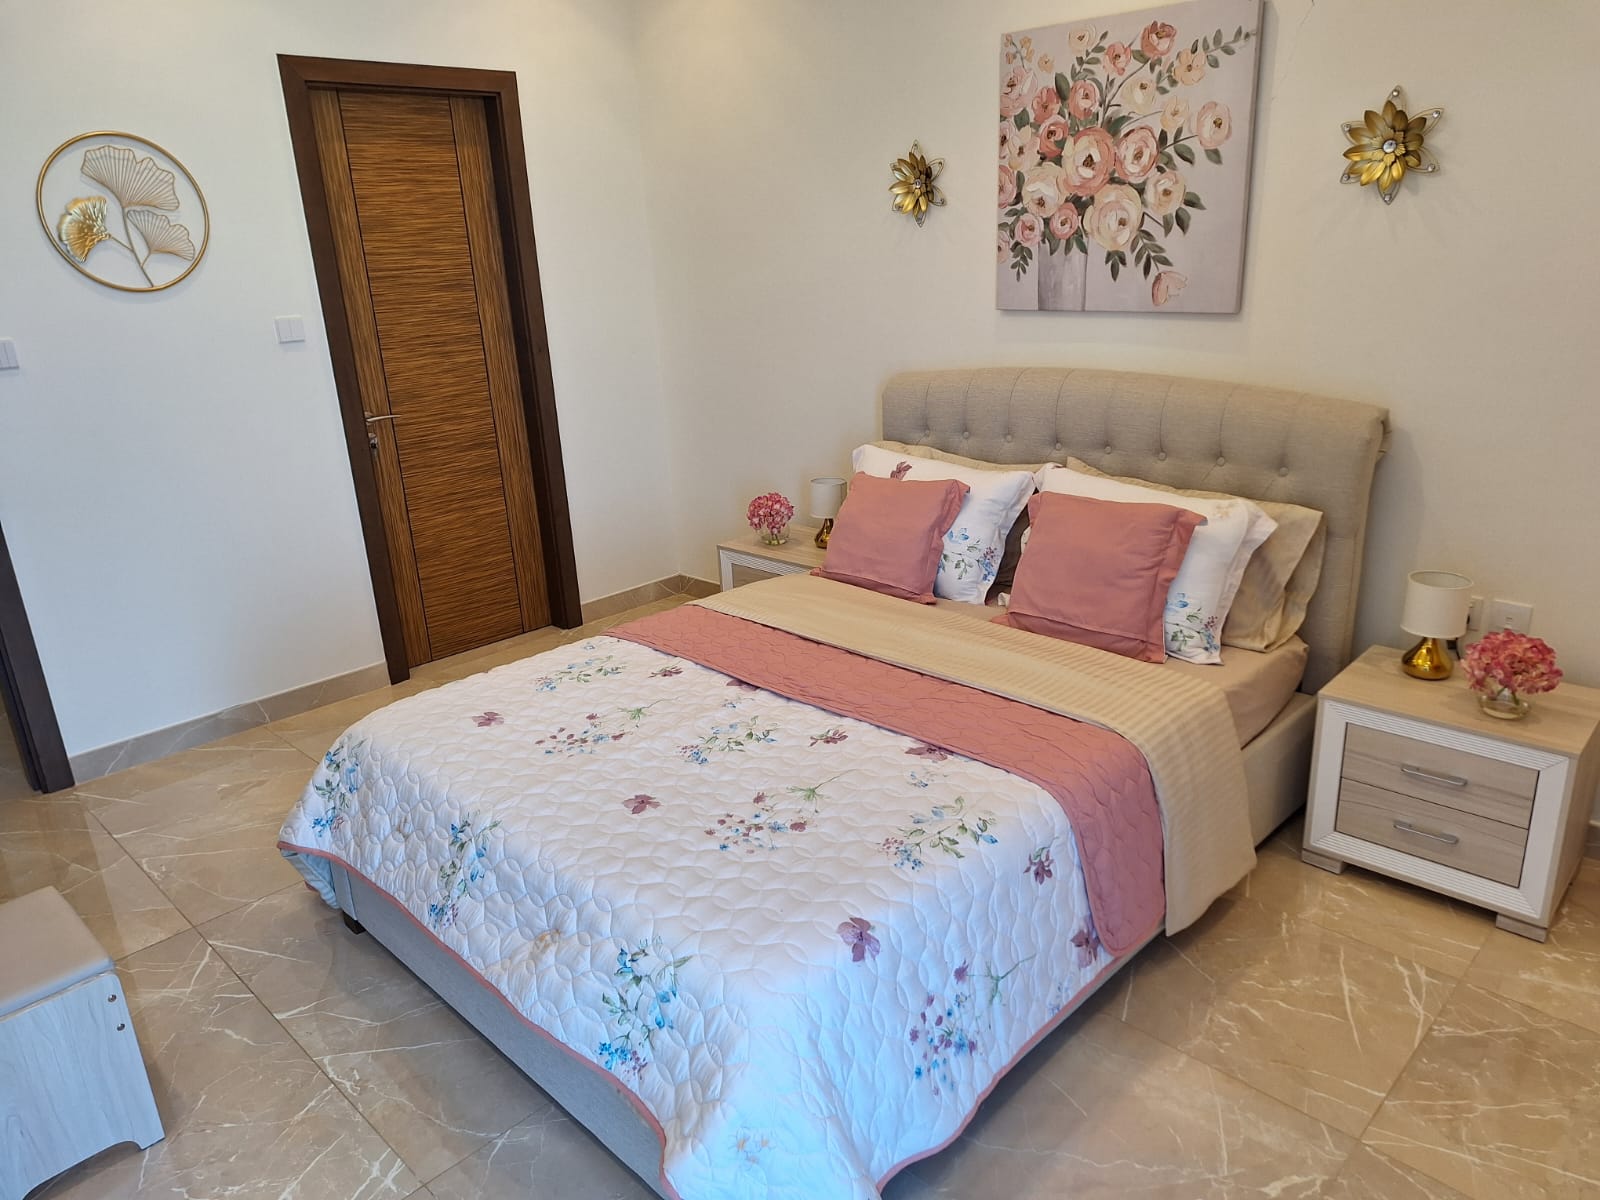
[1393,820,1459,846]
[1400,764,1468,789]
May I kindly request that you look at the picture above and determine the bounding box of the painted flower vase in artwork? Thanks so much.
[1461,631,1561,722]
[746,492,795,547]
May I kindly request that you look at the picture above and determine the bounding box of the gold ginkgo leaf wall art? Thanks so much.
[37,132,209,292]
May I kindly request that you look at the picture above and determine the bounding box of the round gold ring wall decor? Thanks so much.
[36,131,210,292]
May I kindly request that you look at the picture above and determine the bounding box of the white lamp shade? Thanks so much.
[809,476,846,520]
[1400,570,1472,638]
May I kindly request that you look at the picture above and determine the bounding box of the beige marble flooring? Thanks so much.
[2,596,1596,1199]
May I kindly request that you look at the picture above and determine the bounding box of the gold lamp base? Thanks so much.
[814,518,834,549]
[1401,636,1455,680]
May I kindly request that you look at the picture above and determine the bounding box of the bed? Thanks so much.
[278,367,1389,1199]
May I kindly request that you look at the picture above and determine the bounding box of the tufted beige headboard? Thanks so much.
[881,367,1390,693]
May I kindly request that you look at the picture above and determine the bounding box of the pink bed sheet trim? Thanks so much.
[614,604,1166,955]
[275,841,686,1200]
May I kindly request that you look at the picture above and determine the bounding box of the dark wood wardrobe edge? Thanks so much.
[0,523,73,792]
[277,55,583,652]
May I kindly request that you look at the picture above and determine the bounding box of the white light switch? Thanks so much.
[0,339,18,370]
[274,316,307,344]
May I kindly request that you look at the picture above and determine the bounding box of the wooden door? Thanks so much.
[309,88,549,665]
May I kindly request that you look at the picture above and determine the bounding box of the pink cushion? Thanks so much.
[993,492,1202,661]
[815,472,969,603]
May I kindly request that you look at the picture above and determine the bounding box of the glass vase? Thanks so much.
[759,525,789,546]
[1476,687,1530,720]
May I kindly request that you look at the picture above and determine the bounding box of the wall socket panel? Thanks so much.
[1487,599,1533,634]
[1466,595,1484,631]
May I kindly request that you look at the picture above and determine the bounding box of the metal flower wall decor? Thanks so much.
[37,132,210,292]
[1340,86,1441,204]
[889,142,945,226]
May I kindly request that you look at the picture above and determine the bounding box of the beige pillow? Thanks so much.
[874,441,1047,596]
[1065,458,1325,651]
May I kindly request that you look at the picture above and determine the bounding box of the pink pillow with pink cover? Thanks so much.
[815,472,969,603]
[994,492,1203,662]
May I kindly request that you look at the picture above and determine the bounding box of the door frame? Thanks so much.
[279,55,582,684]
[0,521,73,793]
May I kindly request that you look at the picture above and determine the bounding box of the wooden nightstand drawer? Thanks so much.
[729,562,782,588]
[1335,779,1528,887]
[1341,724,1537,828]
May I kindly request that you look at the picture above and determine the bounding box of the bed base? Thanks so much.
[329,864,670,1193]
[324,695,1314,1198]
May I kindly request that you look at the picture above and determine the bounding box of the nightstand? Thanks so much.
[1303,645,1600,940]
[716,528,826,591]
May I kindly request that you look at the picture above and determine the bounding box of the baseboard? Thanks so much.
[68,662,392,784]
[579,573,717,624]
[68,576,720,786]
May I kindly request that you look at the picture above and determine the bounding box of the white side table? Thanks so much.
[1303,646,1600,941]
[0,887,164,1198]
[716,527,826,591]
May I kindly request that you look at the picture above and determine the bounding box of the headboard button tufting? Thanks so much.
[1215,456,1226,466]
[1103,444,1112,453]
[1279,466,1290,476]
[1156,451,1166,461]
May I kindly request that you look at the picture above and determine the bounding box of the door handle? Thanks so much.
[364,412,396,452]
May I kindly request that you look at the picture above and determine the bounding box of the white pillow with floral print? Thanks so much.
[850,443,1035,604]
[1034,464,1276,664]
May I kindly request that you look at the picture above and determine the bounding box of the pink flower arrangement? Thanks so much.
[1461,631,1562,699]
[746,491,794,535]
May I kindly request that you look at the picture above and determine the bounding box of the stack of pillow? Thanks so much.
[813,442,1326,665]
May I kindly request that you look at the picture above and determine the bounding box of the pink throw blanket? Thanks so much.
[615,605,1164,953]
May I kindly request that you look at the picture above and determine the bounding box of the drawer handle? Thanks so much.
[1393,819,1460,846]
[1400,764,1468,789]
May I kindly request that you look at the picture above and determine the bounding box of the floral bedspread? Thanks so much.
[279,635,1130,1199]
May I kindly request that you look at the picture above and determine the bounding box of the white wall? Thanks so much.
[636,0,1600,699]
[0,0,677,756]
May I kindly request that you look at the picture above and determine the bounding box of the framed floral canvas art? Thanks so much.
[996,0,1262,313]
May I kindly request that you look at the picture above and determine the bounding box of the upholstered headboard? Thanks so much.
[880,367,1390,693]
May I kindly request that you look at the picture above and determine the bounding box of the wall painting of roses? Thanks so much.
[997,0,1261,313]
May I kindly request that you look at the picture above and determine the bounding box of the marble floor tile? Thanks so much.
[1114,868,1456,1136]
[1316,1145,1471,1199]
[267,680,436,760]
[882,1008,1352,1199]
[202,886,549,1182]
[1463,858,1600,1035]
[1246,838,1491,976]
[110,766,309,925]
[0,792,188,958]
[75,735,313,839]
[1364,982,1600,1200]
[425,1107,659,1200]
[33,929,417,1200]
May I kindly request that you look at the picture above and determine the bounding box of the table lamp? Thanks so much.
[1400,570,1472,679]
[810,477,846,548]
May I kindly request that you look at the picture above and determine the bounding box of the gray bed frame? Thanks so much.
[329,366,1390,1197]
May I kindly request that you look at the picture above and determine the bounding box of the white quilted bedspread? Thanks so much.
[279,636,1120,1199]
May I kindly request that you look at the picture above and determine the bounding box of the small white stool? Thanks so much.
[0,887,164,1200]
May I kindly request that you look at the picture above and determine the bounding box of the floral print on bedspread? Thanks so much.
[277,630,1138,1200]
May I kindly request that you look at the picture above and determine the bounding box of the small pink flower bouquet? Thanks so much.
[746,491,795,545]
[1461,631,1561,718]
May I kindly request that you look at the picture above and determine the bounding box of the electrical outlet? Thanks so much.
[1488,599,1533,634]
[1465,594,1484,632]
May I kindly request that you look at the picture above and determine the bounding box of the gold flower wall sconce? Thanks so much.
[37,131,210,292]
[1341,86,1441,205]
[889,141,945,226]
